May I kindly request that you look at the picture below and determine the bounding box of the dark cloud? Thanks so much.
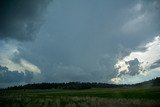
[20,0,160,84]
[150,60,160,70]
[0,0,160,86]
[116,58,140,78]
[127,58,140,76]
[0,0,52,41]
[0,65,33,83]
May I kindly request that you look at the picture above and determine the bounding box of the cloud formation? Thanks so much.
[0,65,33,83]
[122,0,160,34]
[0,0,159,87]
[0,0,52,41]
[112,35,160,84]
[0,41,40,73]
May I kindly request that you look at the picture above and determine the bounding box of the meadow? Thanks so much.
[0,87,160,107]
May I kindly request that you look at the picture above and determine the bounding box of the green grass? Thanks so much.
[0,87,160,107]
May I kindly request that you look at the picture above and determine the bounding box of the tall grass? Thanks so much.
[0,97,159,107]
[0,87,160,107]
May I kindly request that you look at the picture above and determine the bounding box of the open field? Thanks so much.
[0,87,160,107]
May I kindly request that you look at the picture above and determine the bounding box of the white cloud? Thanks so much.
[112,35,160,84]
[0,41,40,73]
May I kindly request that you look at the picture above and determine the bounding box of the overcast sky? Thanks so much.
[0,0,160,88]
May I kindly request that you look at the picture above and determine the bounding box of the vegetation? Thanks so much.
[3,77,160,90]
[0,77,160,107]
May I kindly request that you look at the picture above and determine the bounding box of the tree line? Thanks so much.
[3,77,160,90]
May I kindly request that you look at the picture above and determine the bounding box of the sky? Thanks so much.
[0,0,160,88]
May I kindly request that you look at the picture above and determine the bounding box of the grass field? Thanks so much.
[0,87,160,107]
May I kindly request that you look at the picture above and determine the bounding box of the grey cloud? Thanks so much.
[121,0,160,41]
[1,0,160,86]
[21,0,160,84]
[38,64,109,83]
[127,58,140,76]
[116,58,140,77]
[150,60,160,70]
[0,0,52,41]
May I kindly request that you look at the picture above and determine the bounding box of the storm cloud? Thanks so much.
[0,0,52,41]
[0,0,160,87]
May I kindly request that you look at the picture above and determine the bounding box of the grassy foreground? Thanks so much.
[0,87,160,107]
